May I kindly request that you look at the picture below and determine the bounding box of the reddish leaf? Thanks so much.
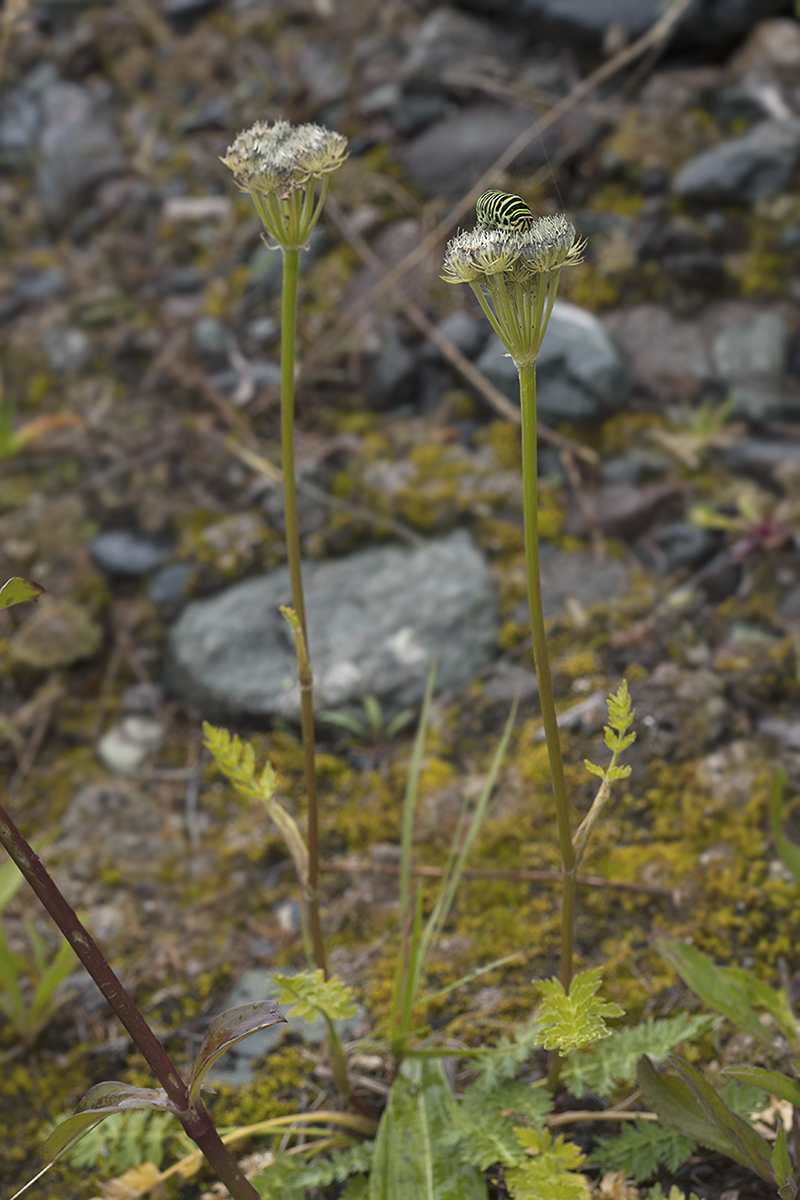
[188,1001,286,1107]
[44,1081,181,1161]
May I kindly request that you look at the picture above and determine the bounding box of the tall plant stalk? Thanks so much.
[279,244,326,976]
[222,119,348,978]
[442,212,585,1088]
[518,362,576,993]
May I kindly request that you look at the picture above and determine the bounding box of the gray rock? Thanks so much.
[712,312,786,383]
[36,81,126,223]
[399,103,581,198]
[193,315,230,362]
[475,300,632,425]
[149,563,196,606]
[165,530,499,721]
[640,521,723,574]
[97,716,164,775]
[89,530,174,578]
[42,325,91,373]
[400,7,512,94]
[366,321,418,410]
[0,87,39,164]
[715,439,800,481]
[599,450,670,485]
[450,0,787,50]
[423,309,488,362]
[571,483,683,540]
[207,967,363,1085]
[672,120,800,206]
[730,384,800,425]
[514,548,633,620]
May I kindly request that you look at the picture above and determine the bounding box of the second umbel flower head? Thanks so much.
[442,210,584,367]
[222,118,348,249]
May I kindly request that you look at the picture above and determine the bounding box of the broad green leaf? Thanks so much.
[0,577,45,610]
[505,1128,591,1200]
[188,1000,285,1106]
[770,769,800,887]
[43,1082,181,1162]
[772,1123,795,1192]
[653,936,776,1049]
[638,1056,777,1184]
[721,1066,800,1109]
[271,969,358,1023]
[369,1058,487,1200]
[637,1055,748,1163]
[535,968,624,1053]
[719,967,798,1048]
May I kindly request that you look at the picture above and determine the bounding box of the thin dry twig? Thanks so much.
[318,857,675,900]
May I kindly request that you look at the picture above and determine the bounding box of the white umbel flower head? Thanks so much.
[442,211,584,366]
[222,118,348,249]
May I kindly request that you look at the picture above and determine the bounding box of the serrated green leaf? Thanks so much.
[584,761,606,780]
[535,969,625,1053]
[272,969,358,1024]
[648,1187,702,1200]
[505,1129,591,1200]
[606,764,631,781]
[588,1118,696,1182]
[563,1013,714,1099]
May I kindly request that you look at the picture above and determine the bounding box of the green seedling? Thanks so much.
[649,395,740,470]
[319,695,416,748]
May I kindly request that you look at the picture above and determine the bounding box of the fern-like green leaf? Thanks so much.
[473,1019,543,1089]
[563,1013,715,1098]
[202,722,277,803]
[64,1109,182,1172]
[535,969,624,1053]
[272,969,358,1023]
[588,1118,696,1181]
[505,1129,591,1200]
[254,1142,374,1199]
[446,1078,552,1171]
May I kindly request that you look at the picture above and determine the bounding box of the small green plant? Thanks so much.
[0,857,77,1049]
[649,395,740,469]
[319,695,416,748]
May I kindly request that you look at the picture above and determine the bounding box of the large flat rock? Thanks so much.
[165,530,499,721]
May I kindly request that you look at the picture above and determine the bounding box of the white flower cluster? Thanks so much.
[222,119,348,200]
[442,215,584,286]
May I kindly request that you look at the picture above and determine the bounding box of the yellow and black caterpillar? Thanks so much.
[475,190,535,231]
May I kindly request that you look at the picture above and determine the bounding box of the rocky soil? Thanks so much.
[3,1,800,1196]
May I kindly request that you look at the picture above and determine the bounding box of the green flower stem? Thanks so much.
[280,246,327,978]
[517,361,576,994]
